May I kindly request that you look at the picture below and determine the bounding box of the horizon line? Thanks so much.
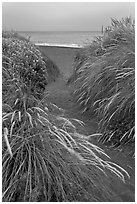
[2,29,102,33]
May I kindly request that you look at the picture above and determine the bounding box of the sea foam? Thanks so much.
[35,42,83,48]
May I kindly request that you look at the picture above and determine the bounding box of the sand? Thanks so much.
[38,45,80,80]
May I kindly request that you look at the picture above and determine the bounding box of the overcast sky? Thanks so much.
[2,2,135,31]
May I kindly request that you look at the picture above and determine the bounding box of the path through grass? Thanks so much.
[44,74,135,202]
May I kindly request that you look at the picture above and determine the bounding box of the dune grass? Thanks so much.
[2,31,60,99]
[2,31,130,202]
[68,17,135,150]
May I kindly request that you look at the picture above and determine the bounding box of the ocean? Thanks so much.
[18,31,102,48]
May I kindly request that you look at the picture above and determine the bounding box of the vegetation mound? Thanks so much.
[68,17,135,150]
[2,31,60,99]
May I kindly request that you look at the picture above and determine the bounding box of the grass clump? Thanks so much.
[2,31,130,202]
[2,31,60,99]
[68,17,135,150]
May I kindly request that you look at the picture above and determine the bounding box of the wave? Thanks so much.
[35,42,83,48]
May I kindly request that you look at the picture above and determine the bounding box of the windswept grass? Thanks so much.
[2,31,130,202]
[68,17,135,150]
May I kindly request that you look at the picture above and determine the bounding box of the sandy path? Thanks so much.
[39,45,134,201]
[44,74,135,202]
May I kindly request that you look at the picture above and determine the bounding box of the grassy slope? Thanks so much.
[69,17,135,150]
[2,31,130,202]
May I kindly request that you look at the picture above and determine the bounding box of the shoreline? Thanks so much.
[35,43,82,49]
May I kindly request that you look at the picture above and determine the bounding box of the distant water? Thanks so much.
[18,31,102,48]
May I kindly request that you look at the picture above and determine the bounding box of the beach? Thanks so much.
[38,45,80,80]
